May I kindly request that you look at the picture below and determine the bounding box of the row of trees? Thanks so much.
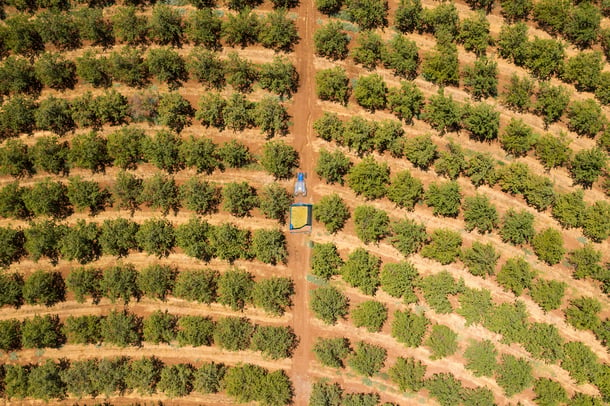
[0,131,298,178]
[0,6,299,57]
[0,173,294,222]
[0,217,288,266]
[2,47,298,98]
[0,57,296,133]
[313,137,609,241]
[3,0,299,14]
[0,310,298,359]
[0,265,294,316]
[1,357,293,403]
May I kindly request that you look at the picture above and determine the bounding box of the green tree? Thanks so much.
[217,267,254,311]
[27,359,66,401]
[348,341,387,376]
[565,297,601,331]
[148,4,184,47]
[386,170,423,210]
[21,314,64,349]
[35,96,75,136]
[387,80,423,124]
[564,1,600,49]
[23,178,72,219]
[196,92,226,130]
[525,37,565,80]
[391,309,429,347]
[111,6,148,46]
[426,373,463,406]
[0,95,37,139]
[497,257,534,296]
[126,356,163,395]
[225,52,258,93]
[0,272,24,308]
[563,51,603,92]
[345,0,388,30]
[422,41,459,86]
[193,362,227,394]
[394,0,422,33]
[188,49,225,89]
[313,194,350,234]
[147,48,188,90]
[179,178,221,216]
[258,9,300,52]
[185,10,221,50]
[352,73,387,112]
[419,270,464,313]
[140,173,180,216]
[561,341,599,384]
[500,118,537,156]
[23,269,65,307]
[434,142,466,181]
[570,147,607,189]
[222,92,255,131]
[99,218,139,258]
[210,222,250,263]
[382,34,419,80]
[351,300,387,332]
[135,218,175,258]
[68,131,110,174]
[34,52,76,91]
[314,21,350,60]
[567,99,605,138]
[67,177,111,215]
[380,261,419,303]
[582,201,610,242]
[388,356,426,392]
[223,8,260,48]
[213,316,254,351]
[568,244,604,280]
[157,364,194,398]
[157,93,194,133]
[354,205,389,244]
[258,183,292,224]
[0,226,24,268]
[523,322,564,362]
[464,339,496,377]
[463,194,498,234]
[261,140,299,179]
[252,276,294,315]
[532,228,564,265]
[551,190,585,229]
[24,220,67,264]
[342,116,376,155]
[4,15,44,57]
[421,229,462,265]
[341,248,381,295]
[315,66,350,105]
[250,325,298,359]
[346,157,389,200]
[251,229,287,265]
[500,209,534,245]
[142,130,184,173]
[59,220,101,264]
[143,310,177,344]
[500,0,532,21]
[100,309,142,347]
[534,82,570,128]
[425,324,458,359]
[0,55,42,96]
[421,89,462,135]
[310,285,349,324]
[403,134,437,169]
[101,264,140,304]
[463,102,499,142]
[222,181,258,217]
[535,133,571,170]
[424,181,461,218]
[457,288,493,326]
[107,127,144,170]
[311,242,343,280]
[314,111,344,142]
[496,354,532,397]
[502,73,534,112]
[109,47,150,88]
[174,269,218,304]
[138,264,176,301]
[533,378,567,406]
[253,96,289,138]
[457,11,490,56]
[461,242,499,277]
[176,316,215,346]
[66,267,102,304]
[313,337,351,368]
[0,140,34,178]
[351,30,384,70]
